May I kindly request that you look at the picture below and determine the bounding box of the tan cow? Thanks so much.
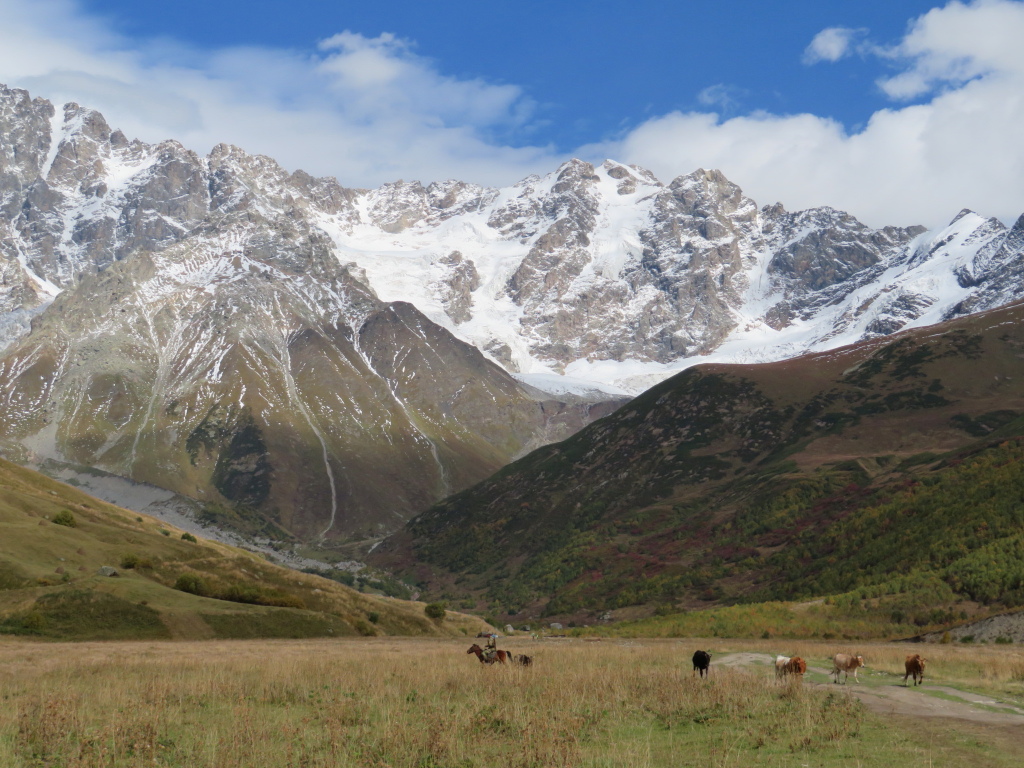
[904,654,926,686]
[831,653,865,684]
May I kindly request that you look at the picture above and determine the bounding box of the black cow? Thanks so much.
[692,650,712,678]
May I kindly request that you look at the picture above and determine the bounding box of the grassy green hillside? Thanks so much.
[372,302,1024,635]
[0,457,485,640]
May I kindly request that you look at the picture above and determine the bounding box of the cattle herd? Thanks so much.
[468,641,927,688]
[689,649,927,687]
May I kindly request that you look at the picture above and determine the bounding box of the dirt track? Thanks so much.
[719,652,1024,726]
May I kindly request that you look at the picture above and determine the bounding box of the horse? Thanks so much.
[467,643,510,664]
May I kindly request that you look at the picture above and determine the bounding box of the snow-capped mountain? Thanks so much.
[2,82,1024,540]
[308,157,1024,394]
[0,85,621,540]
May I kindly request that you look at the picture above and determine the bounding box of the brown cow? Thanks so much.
[904,654,926,686]
[831,653,865,684]
[784,657,807,677]
[776,655,806,679]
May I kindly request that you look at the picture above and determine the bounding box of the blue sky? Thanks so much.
[78,0,941,148]
[2,1,1024,228]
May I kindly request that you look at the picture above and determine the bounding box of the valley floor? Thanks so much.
[1,636,1022,767]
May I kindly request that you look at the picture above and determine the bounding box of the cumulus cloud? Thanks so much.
[598,0,1024,227]
[877,0,1024,98]
[802,27,868,64]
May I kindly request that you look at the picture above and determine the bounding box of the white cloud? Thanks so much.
[0,0,558,188]
[802,27,868,64]
[877,0,1024,98]
[597,0,1024,228]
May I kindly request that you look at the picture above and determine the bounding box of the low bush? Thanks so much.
[353,619,375,636]
[52,510,76,528]
[174,573,209,596]
[172,573,304,608]
[424,602,447,621]
[120,554,140,569]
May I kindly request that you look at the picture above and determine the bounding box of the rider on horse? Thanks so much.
[483,633,498,661]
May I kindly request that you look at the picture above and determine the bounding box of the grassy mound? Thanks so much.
[0,457,486,640]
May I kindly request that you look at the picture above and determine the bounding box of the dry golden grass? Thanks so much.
[1,636,1019,767]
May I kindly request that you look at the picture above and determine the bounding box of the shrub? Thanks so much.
[424,602,447,621]
[120,554,140,569]
[995,636,1013,645]
[367,612,380,624]
[960,635,975,643]
[354,619,375,636]
[174,573,209,596]
[181,532,197,543]
[52,510,77,528]
[159,529,171,537]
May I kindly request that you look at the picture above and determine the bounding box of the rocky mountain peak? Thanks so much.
[950,208,979,225]
[552,158,600,192]
[0,86,54,205]
[363,179,431,233]
[669,168,750,218]
[601,160,661,195]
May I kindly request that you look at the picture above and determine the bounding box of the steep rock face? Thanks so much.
[432,251,479,324]
[0,88,54,219]
[944,213,1024,317]
[762,204,924,293]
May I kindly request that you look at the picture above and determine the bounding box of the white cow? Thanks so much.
[774,655,791,679]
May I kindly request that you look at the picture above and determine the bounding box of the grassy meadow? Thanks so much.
[2,636,1023,768]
